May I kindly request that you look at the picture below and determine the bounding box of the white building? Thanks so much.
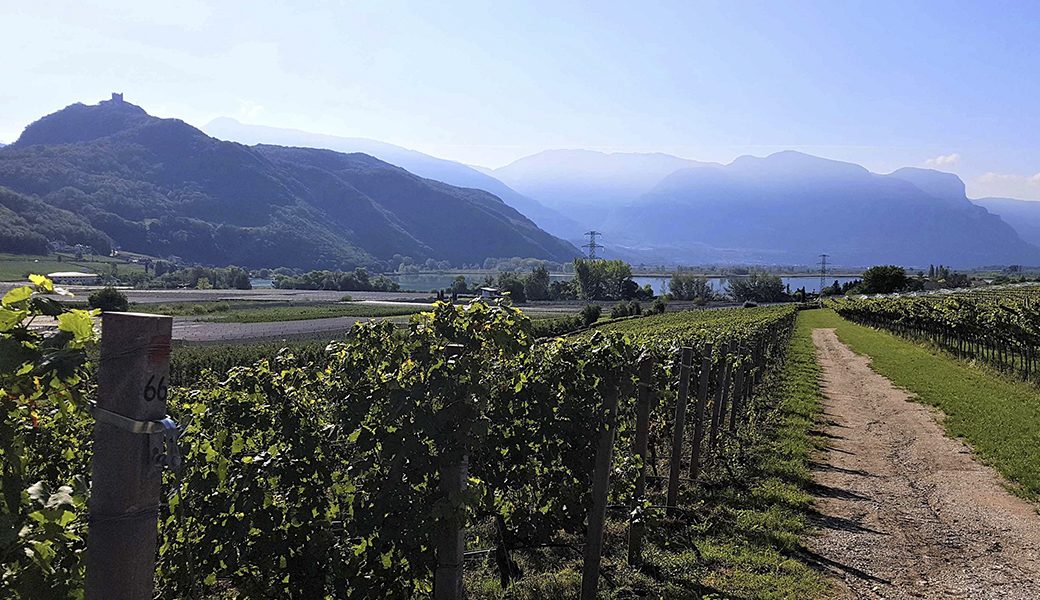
[46,271,100,285]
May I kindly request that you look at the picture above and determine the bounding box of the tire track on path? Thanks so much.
[808,328,1040,599]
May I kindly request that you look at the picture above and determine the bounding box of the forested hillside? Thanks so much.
[0,97,579,269]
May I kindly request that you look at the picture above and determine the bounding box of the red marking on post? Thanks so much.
[147,335,171,364]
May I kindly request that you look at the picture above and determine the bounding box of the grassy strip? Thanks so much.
[0,252,144,280]
[466,311,831,599]
[803,308,1040,500]
[197,302,428,322]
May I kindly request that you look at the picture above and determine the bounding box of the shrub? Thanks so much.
[611,301,643,319]
[87,287,129,312]
[650,297,668,315]
[579,304,602,326]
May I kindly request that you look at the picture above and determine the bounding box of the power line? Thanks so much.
[583,230,603,260]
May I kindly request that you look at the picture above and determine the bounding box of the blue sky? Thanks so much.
[3,0,1039,198]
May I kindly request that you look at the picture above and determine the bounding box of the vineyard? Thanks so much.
[832,288,1040,380]
[2,277,804,599]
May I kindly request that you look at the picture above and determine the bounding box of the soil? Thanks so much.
[807,328,1040,599]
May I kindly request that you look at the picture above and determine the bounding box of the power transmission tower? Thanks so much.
[818,254,829,298]
[583,231,603,259]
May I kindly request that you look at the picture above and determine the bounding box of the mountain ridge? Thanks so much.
[204,117,582,239]
[0,98,580,268]
[601,152,1040,267]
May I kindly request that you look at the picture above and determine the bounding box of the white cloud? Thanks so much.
[974,171,1040,200]
[979,171,1040,185]
[924,153,960,167]
[236,100,265,122]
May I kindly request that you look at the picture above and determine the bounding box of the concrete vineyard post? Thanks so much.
[689,342,713,479]
[665,347,694,514]
[86,312,173,600]
[580,384,622,600]
[435,344,468,600]
[628,357,654,566]
[434,455,468,600]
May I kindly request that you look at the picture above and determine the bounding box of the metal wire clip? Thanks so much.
[90,404,183,474]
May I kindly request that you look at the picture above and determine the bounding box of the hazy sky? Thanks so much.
[3,0,1039,199]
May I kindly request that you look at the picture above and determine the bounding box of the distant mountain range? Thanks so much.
[494,149,717,229]
[3,95,1038,269]
[971,198,1040,249]
[488,149,1040,267]
[0,97,579,269]
[204,118,581,239]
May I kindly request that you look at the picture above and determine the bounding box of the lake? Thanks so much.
[387,273,859,295]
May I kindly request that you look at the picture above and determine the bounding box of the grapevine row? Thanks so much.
[833,293,1040,380]
[1,281,797,599]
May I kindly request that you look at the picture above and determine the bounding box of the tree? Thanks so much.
[860,265,909,294]
[572,258,633,300]
[523,265,551,301]
[669,272,715,301]
[449,275,469,296]
[88,286,129,312]
[496,272,527,303]
[726,272,786,303]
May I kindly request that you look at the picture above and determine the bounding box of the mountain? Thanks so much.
[972,197,1040,248]
[0,96,579,268]
[494,149,717,227]
[0,185,112,254]
[204,118,581,238]
[602,151,1040,267]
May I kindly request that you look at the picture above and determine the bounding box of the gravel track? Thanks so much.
[808,328,1040,599]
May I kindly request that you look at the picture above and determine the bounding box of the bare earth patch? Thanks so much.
[808,328,1040,599]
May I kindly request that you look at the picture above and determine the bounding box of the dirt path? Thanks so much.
[808,328,1040,599]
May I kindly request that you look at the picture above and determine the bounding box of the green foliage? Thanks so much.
[858,265,909,294]
[726,272,786,303]
[0,276,98,599]
[522,265,550,301]
[610,300,642,318]
[668,272,716,301]
[579,304,602,326]
[87,286,128,312]
[832,289,1040,379]
[572,258,635,300]
[273,268,399,292]
[5,292,799,597]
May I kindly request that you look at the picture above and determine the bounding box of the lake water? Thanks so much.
[388,273,859,295]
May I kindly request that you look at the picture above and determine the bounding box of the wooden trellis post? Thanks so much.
[689,342,713,479]
[580,384,622,600]
[86,312,173,600]
[666,347,694,514]
[628,356,654,566]
[709,342,733,450]
[729,354,747,433]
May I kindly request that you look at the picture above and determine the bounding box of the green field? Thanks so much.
[804,308,1040,500]
[161,301,429,322]
[0,252,145,281]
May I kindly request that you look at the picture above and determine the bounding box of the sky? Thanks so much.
[3,0,1039,199]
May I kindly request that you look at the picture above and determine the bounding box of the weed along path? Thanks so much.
[808,328,1040,599]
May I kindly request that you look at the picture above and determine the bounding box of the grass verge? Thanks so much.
[465,311,832,599]
[138,301,430,322]
[802,308,1040,500]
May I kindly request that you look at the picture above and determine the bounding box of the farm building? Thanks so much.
[46,271,100,285]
